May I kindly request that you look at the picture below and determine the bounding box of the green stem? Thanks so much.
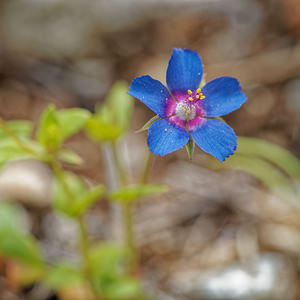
[140,150,153,184]
[111,141,127,186]
[50,159,96,294]
[122,202,137,274]
[111,142,137,275]
[50,160,72,197]
[78,215,92,279]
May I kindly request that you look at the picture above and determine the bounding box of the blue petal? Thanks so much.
[166,48,203,94]
[148,119,189,156]
[129,75,170,117]
[190,119,237,162]
[202,77,247,117]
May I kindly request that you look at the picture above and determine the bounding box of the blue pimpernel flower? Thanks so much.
[129,48,247,162]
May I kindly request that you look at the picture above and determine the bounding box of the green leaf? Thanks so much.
[237,137,300,180]
[109,184,168,203]
[52,172,86,216]
[0,121,33,139]
[36,105,63,150]
[0,139,45,165]
[0,139,33,164]
[0,202,43,265]
[45,264,84,289]
[86,81,133,143]
[0,202,21,230]
[0,233,43,265]
[105,278,141,300]
[71,185,105,217]
[135,115,160,133]
[37,105,90,149]
[53,172,104,217]
[89,243,140,299]
[102,81,133,132]
[210,154,298,202]
[205,137,300,203]
[57,108,91,139]
[85,117,122,143]
[185,138,195,161]
[89,243,125,274]
[58,149,83,165]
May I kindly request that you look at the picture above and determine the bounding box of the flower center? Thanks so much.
[174,88,205,121]
[176,102,196,121]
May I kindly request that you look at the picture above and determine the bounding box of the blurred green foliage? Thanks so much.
[85,81,133,142]
[109,184,168,203]
[209,137,300,203]
[89,243,141,299]
[53,171,105,217]
[37,105,90,151]
[0,202,43,265]
[45,263,84,289]
[0,79,298,300]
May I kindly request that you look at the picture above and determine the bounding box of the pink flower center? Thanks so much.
[165,88,206,130]
[175,102,196,121]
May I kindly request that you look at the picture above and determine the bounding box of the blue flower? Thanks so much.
[129,48,247,162]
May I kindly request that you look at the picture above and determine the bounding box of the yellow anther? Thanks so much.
[188,90,192,95]
[197,88,201,94]
[200,95,205,99]
[196,95,200,99]
[188,97,193,101]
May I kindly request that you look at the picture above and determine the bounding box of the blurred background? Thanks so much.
[0,0,300,299]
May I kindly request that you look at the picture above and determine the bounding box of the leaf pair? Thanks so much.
[37,106,90,150]
[52,172,105,217]
[85,82,133,143]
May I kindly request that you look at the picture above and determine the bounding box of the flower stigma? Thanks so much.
[176,102,196,121]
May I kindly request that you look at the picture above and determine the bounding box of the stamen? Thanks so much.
[200,95,205,99]
[197,88,201,94]
[188,90,192,95]
[188,97,193,101]
[196,95,200,99]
